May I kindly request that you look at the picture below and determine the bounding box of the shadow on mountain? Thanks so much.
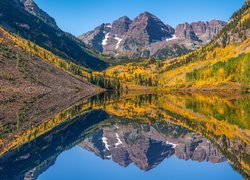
[0,109,109,180]
[0,92,249,179]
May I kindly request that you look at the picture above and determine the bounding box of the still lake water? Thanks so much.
[0,92,249,179]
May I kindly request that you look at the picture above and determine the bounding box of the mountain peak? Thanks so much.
[142,11,152,15]
[20,0,58,28]
[118,16,131,21]
[209,19,227,26]
[80,123,225,172]
[79,11,226,59]
[128,12,174,43]
[111,16,132,36]
[136,11,159,20]
[189,20,226,43]
[20,0,33,4]
[94,23,111,32]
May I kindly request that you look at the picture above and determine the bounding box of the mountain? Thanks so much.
[103,2,249,92]
[80,123,225,171]
[175,22,200,41]
[1,91,249,178]
[110,16,133,36]
[0,26,100,106]
[0,0,108,70]
[191,20,227,43]
[79,23,112,52]
[20,0,58,29]
[79,12,226,60]
[121,12,174,48]
[0,108,109,180]
[157,2,250,90]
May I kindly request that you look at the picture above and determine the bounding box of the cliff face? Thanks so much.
[191,20,227,43]
[175,23,200,41]
[110,16,132,36]
[79,12,226,60]
[79,123,225,171]
[79,23,112,52]
[20,0,58,28]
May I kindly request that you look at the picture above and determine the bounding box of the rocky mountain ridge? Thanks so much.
[0,0,108,70]
[79,12,226,59]
[79,123,225,171]
[20,0,58,29]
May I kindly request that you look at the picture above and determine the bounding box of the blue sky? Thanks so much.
[38,147,241,180]
[35,0,245,36]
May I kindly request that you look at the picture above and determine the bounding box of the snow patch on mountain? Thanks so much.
[114,35,123,49]
[166,35,178,42]
[102,137,110,150]
[115,133,123,148]
[102,33,110,46]
[106,24,112,28]
[166,141,177,148]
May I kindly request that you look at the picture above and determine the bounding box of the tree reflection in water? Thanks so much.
[0,92,249,179]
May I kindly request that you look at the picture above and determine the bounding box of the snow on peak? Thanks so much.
[114,35,123,49]
[105,155,112,159]
[166,35,178,42]
[102,33,110,46]
[102,137,110,150]
[114,133,123,148]
[166,141,177,148]
[106,24,112,28]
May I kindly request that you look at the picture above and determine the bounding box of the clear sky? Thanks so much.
[38,147,241,180]
[35,0,245,36]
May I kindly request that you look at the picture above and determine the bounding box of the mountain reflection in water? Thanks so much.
[0,92,249,179]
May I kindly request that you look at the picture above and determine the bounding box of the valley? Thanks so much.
[101,2,250,92]
[0,1,249,179]
[0,0,249,94]
[0,92,249,179]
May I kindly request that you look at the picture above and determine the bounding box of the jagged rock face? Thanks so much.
[110,16,132,36]
[175,22,200,41]
[191,21,208,35]
[78,17,132,54]
[79,123,225,171]
[191,20,227,43]
[79,23,111,52]
[122,12,174,47]
[79,12,226,60]
[116,12,175,57]
[20,0,58,28]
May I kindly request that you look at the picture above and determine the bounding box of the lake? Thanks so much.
[0,92,249,180]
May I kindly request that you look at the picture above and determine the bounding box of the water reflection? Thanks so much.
[0,92,249,179]
[80,121,225,171]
